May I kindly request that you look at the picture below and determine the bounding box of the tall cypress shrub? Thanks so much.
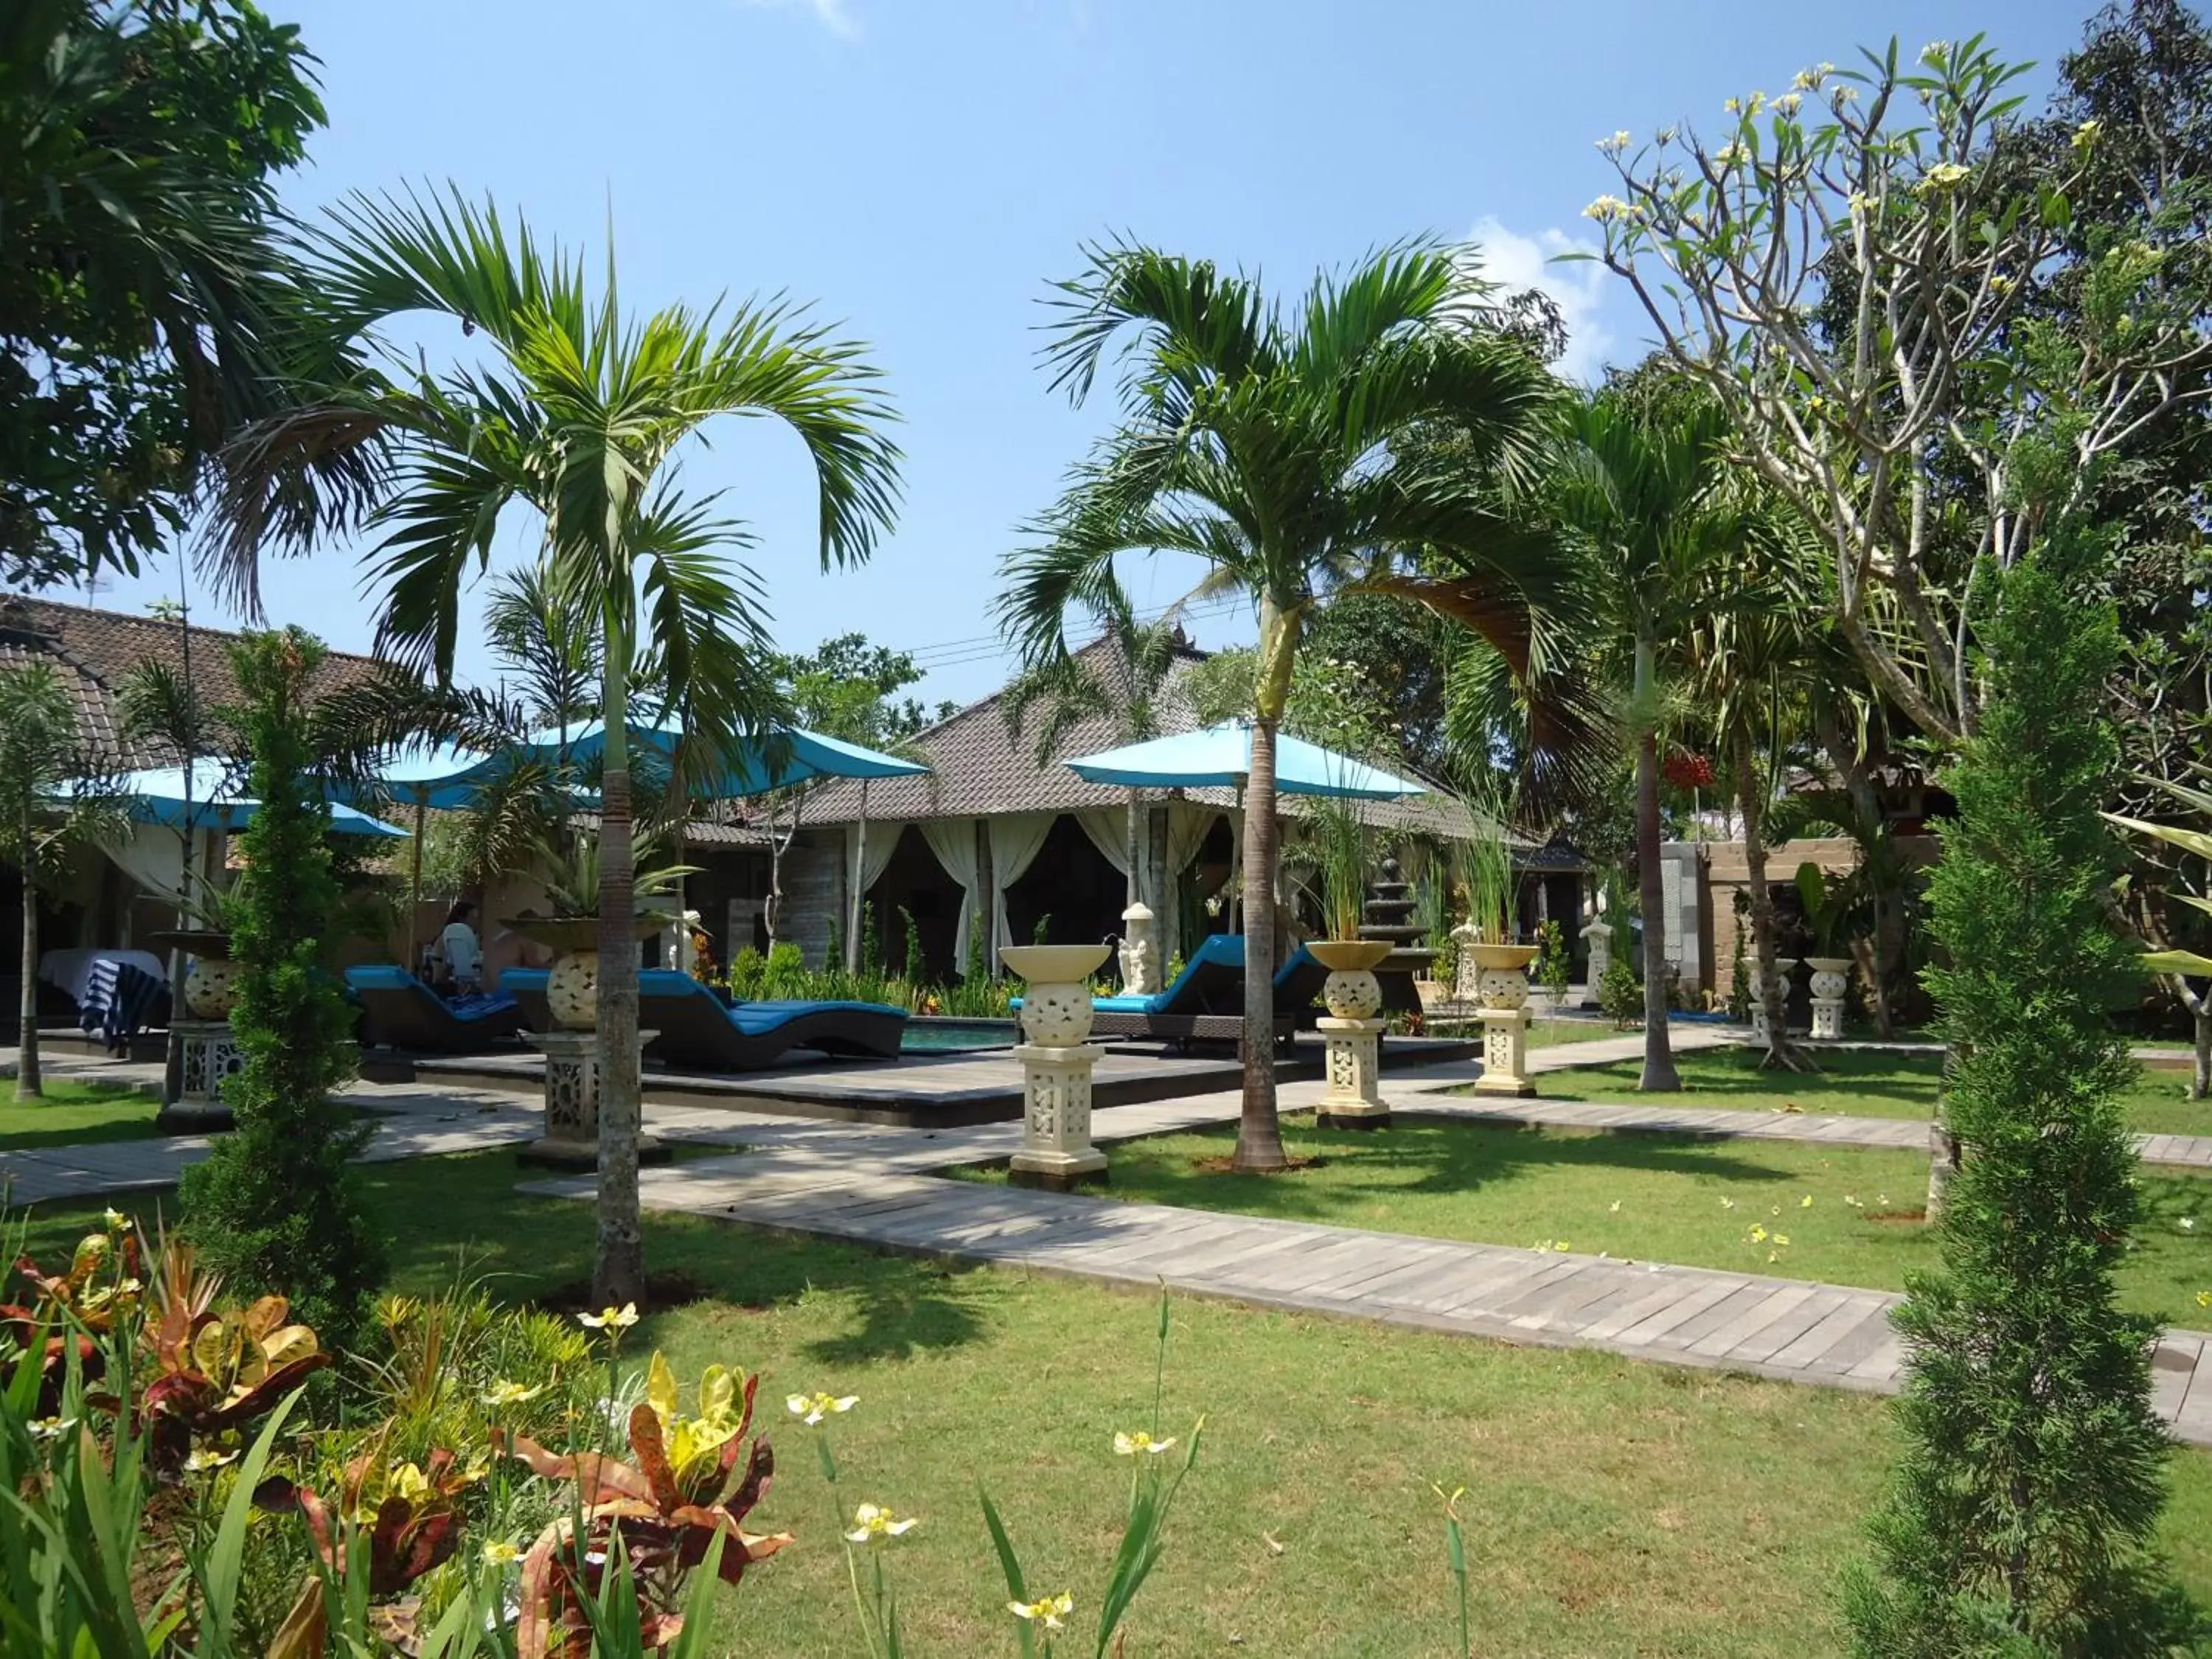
[180,629,384,1347]
[1843,551,2193,1655]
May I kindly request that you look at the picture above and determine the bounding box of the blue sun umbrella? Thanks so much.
[1063,722,1425,799]
[114,759,409,836]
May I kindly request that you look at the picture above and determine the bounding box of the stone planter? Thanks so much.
[506,916,665,1032]
[149,930,236,1020]
[1308,940,1394,1129]
[1308,939,1392,1020]
[1465,942,1540,1011]
[1000,942,1113,1189]
[1750,957,1799,1040]
[1805,955,1852,1040]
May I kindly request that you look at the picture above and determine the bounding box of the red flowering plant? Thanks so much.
[1662,750,1717,791]
[141,1282,327,1478]
[499,1350,789,1658]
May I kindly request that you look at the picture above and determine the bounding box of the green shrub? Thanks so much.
[1533,919,1572,1000]
[181,629,383,1349]
[1842,549,2197,1655]
[726,945,765,1000]
[1597,952,1641,1028]
[899,903,925,985]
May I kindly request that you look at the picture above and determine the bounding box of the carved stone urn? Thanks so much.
[149,930,236,1020]
[1308,939,1393,1019]
[1465,942,1540,1011]
[1804,955,1853,1040]
[1001,943,1113,1046]
[506,916,665,1032]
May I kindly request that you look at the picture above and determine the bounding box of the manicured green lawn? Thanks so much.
[0,1076,162,1150]
[1543,1043,2212,1137]
[16,1150,2212,1655]
[1526,1015,1631,1048]
[961,1113,2212,1329]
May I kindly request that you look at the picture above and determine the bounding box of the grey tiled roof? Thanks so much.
[0,593,386,767]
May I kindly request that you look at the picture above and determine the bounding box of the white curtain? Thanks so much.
[919,818,982,976]
[101,823,204,908]
[1074,808,1133,882]
[989,813,1058,961]
[1165,801,1217,888]
[844,817,907,968]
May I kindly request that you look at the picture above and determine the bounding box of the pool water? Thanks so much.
[900,1018,1019,1054]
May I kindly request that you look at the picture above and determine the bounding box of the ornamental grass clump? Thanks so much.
[1841,549,2202,1655]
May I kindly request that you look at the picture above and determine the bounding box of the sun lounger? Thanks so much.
[635,971,908,1069]
[1082,934,1329,1048]
[499,967,554,1032]
[345,964,525,1053]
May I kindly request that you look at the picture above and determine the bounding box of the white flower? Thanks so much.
[1714,142,1748,168]
[845,1502,919,1544]
[1113,1430,1178,1457]
[1920,40,1951,66]
[1919,161,1972,192]
[1596,130,1631,156]
[1773,92,1802,115]
[1582,194,1630,223]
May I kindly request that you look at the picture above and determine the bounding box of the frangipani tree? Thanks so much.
[2109,782,2212,1099]
[1579,35,2212,743]
[215,191,900,1304]
[998,240,1569,1171]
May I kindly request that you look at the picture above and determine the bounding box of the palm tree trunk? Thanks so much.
[1634,637,1680,1091]
[1733,731,1807,1073]
[846,779,869,971]
[594,658,645,1307]
[1234,717,1286,1172]
[1125,789,1141,908]
[1232,597,1297,1173]
[17,870,41,1100]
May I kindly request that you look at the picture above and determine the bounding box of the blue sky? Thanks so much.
[70,0,2101,709]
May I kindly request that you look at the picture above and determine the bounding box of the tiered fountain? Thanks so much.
[1357,858,1436,1015]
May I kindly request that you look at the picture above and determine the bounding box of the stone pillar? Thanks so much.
[1315,1015,1388,1127]
[1451,920,1481,1003]
[1118,902,1160,995]
[1474,1006,1536,1096]
[159,1019,242,1130]
[1806,956,1851,1040]
[518,1029,667,1168]
[1580,918,1612,1006]
[1001,943,1112,1190]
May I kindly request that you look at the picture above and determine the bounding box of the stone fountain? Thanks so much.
[1357,858,1436,1015]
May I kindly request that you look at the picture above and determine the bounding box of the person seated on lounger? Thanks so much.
[436,900,484,997]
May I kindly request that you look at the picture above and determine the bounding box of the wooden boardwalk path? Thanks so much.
[531,1145,2212,1446]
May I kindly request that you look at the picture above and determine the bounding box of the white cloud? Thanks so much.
[1464,215,1615,384]
[734,0,859,38]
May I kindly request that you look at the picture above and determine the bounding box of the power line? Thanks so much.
[893,594,1250,671]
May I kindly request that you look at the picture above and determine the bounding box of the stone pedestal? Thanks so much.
[1001,942,1115,1191]
[1806,957,1851,1041]
[1474,1006,1537,1096]
[518,1029,669,1168]
[1009,1041,1109,1189]
[1314,1015,1388,1127]
[159,1019,242,1130]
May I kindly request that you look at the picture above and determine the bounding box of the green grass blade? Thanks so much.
[195,1386,307,1652]
[978,1487,1035,1659]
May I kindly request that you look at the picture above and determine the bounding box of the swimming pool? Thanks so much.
[900,1018,1019,1054]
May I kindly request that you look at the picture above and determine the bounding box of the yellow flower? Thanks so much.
[2073,118,2103,150]
[184,1446,237,1474]
[481,1539,522,1565]
[577,1303,639,1332]
[1774,92,1801,115]
[1554,1241,1571,1253]
[2197,1290,2211,1310]
[787,1390,860,1426]
[2180,1218,2197,1233]
[102,1207,128,1232]
[27,1416,74,1441]
[1843,1194,1864,1208]
[1714,142,1748,168]
[1800,1194,1814,1209]
[1773,1234,1791,1247]
[1609,1200,1622,1214]
[1919,161,1972,191]
[1009,1592,1074,1630]
[1596,130,1631,156]
[1719,1198,1736,1211]
[1114,1430,1178,1457]
[481,1378,545,1409]
[1748,1225,1768,1244]
[1724,96,1742,114]
[846,1502,919,1544]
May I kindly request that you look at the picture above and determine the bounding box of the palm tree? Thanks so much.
[1544,392,1746,1091]
[998,241,1566,1171]
[0,665,125,1098]
[214,190,900,1305]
